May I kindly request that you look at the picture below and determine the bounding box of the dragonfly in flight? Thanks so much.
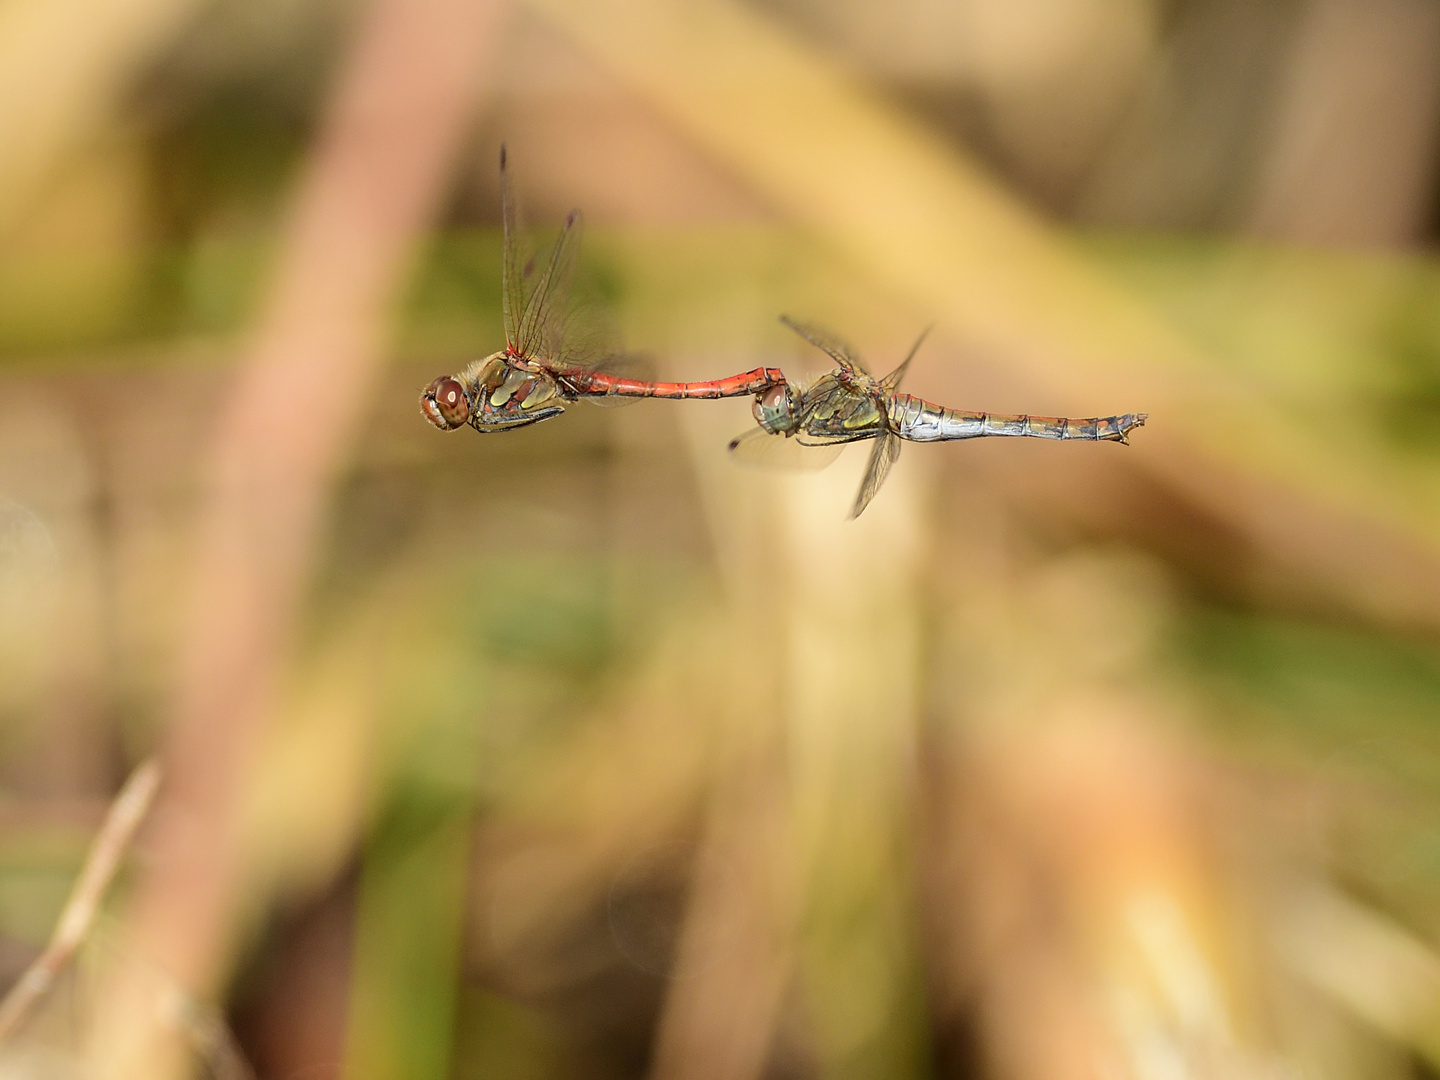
[730,317,1147,518]
[421,148,786,434]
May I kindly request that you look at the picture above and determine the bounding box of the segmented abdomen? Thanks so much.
[557,366,786,400]
[887,394,1147,444]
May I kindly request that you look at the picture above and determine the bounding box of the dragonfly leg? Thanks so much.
[471,405,565,433]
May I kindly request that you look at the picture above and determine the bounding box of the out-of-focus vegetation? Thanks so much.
[3,1,1440,1078]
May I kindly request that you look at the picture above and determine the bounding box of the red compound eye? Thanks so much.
[759,384,788,409]
[422,376,470,429]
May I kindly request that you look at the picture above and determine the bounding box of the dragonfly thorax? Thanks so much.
[420,353,567,433]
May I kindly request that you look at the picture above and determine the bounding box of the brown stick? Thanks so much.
[0,758,161,1044]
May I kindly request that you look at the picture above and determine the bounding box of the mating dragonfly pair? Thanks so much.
[421,149,1147,518]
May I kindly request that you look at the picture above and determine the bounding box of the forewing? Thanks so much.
[499,145,526,354]
[728,428,845,471]
[780,315,869,374]
[516,209,582,362]
[850,432,902,519]
[880,324,932,393]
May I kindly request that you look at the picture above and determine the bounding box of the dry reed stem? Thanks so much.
[0,758,161,1045]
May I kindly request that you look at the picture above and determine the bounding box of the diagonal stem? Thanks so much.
[0,758,161,1045]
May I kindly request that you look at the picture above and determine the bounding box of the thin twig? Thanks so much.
[0,758,161,1045]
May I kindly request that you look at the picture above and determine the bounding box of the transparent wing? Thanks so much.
[498,145,583,362]
[550,292,624,373]
[879,325,932,393]
[850,432,902,519]
[779,315,869,374]
[727,428,846,471]
[516,209,582,362]
[499,145,526,354]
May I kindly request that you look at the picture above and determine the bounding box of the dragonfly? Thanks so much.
[730,317,1148,518]
[421,147,787,434]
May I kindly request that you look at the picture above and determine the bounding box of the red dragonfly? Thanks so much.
[421,148,787,433]
[732,317,1147,518]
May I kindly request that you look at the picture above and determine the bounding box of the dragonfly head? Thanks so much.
[421,376,471,430]
[752,381,799,435]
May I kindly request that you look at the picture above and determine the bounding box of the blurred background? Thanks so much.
[2,0,1440,1077]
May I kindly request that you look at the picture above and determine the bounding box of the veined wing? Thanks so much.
[500,145,525,355]
[780,315,869,374]
[727,428,846,471]
[850,431,901,519]
[547,288,623,374]
[499,145,584,363]
[879,325,932,393]
[517,209,582,363]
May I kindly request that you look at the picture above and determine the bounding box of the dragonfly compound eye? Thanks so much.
[752,382,796,434]
[422,376,470,430]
